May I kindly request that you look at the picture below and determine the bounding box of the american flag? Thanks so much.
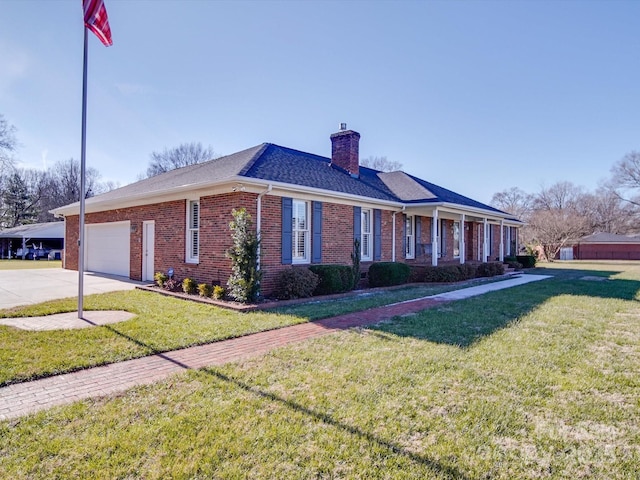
[83,0,112,47]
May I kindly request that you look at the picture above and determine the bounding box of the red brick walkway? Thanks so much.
[0,297,446,420]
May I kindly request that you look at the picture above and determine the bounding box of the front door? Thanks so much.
[142,221,155,282]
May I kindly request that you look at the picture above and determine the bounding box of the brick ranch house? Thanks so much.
[52,127,522,296]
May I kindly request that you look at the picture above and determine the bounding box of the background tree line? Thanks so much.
[0,114,219,228]
[491,152,640,259]
[0,114,117,227]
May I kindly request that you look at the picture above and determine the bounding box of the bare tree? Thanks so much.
[37,159,107,222]
[579,188,639,234]
[144,142,217,178]
[527,209,590,261]
[490,187,533,220]
[533,181,584,211]
[0,114,18,174]
[610,151,640,207]
[360,155,402,172]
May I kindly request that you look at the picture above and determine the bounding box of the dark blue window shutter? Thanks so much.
[374,209,382,261]
[441,219,446,256]
[402,214,407,258]
[415,215,421,256]
[353,207,361,250]
[281,197,292,264]
[312,201,322,263]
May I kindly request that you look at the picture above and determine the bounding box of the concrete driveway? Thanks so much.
[0,268,145,309]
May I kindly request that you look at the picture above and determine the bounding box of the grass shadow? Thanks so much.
[201,367,472,480]
[370,271,640,348]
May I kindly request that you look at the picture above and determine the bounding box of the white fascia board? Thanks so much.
[404,202,523,223]
[51,179,247,217]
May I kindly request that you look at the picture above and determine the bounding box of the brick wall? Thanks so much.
[65,194,514,297]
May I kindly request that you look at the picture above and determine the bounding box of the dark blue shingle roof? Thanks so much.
[242,144,398,202]
[242,143,509,216]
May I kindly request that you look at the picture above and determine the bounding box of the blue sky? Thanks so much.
[1,0,639,203]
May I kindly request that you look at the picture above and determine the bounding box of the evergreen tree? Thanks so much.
[226,208,262,303]
[1,171,38,227]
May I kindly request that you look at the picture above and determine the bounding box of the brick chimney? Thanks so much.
[330,124,360,178]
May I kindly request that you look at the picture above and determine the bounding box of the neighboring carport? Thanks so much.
[0,222,65,259]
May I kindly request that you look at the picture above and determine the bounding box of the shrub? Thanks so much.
[477,262,505,277]
[226,208,262,303]
[309,265,353,295]
[154,272,168,288]
[212,285,226,300]
[351,238,361,289]
[368,262,411,287]
[275,268,320,300]
[516,255,536,268]
[198,283,213,297]
[505,261,523,271]
[163,277,182,292]
[458,263,478,280]
[182,278,197,294]
[408,265,428,283]
[423,265,465,283]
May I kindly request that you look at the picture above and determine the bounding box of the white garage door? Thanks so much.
[85,221,130,277]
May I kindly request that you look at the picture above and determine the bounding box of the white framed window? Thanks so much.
[361,208,372,261]
[405,215,415,259]
[186,200,199,263]
[292,199,310,263]
[453,221,460,258]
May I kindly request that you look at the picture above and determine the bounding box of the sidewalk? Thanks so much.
[0,274,551,421]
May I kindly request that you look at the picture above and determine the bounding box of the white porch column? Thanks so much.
[432,208,439,266]
[460,214,465,264]
[483,218,489,263]
[499,219,504,262]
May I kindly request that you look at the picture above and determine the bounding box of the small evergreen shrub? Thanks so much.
[351,238,361,289]
[212,285,226,300]
[458,263,478,280]
[505,261,523,271]
[226,208,262,303]
[368,262,411,287]
[275,268,320,300]
[154,272,168,288]
[423,265,465,283]
[408,265,428,283]
[477,262,505,277]
[516,255,536,268]
[309,265,353,295]
[182,277,197,294]
[198,283,213,297]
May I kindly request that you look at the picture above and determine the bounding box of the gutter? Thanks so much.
[256,184,273,271]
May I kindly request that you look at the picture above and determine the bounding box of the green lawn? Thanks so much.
[1,261,639,478]
[0,259,62,270]
[0,282,467,386]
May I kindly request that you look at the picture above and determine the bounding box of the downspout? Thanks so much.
[499,219,504,262]
[256,184,273,271]
[391,206,405,262]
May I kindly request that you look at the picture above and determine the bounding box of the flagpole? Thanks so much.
[78,27,89,319]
